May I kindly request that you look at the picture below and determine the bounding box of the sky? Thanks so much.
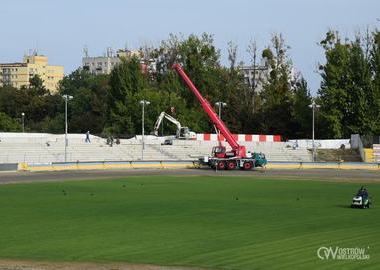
[1,0,379,95]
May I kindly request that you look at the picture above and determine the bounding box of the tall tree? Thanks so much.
[370,30,380,134]
[107,57,147,135]
[257,33,295,138]
[292,77,312,138]
[107,56,191,135]
[58,69,109,134]
[227,41,238,70]
[247,39,259,114]
[318,30,379,138]
[346,38,374,134]
[153,33,224,133]
[0,112,21,132]
[319,31,351,138]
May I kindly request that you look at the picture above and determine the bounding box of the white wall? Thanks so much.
[288,139,350,149]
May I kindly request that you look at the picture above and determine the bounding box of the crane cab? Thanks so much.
[212,146,226,158]
[211,146,236,158]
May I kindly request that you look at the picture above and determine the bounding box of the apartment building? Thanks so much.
[0,53,64,93]
[82,48,143,75]
[82,47,157,76]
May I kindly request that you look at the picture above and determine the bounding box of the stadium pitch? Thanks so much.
[0,174,378,270]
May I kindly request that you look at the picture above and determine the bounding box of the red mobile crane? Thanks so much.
[172,64,267,170]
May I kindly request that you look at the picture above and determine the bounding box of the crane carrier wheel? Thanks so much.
[217,161,226,170]
[242,161,253,170]
[226,161,237,170]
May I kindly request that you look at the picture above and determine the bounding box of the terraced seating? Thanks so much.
[0,133,312,163]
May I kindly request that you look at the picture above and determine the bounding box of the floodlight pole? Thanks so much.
[309,100,320,162]
[140,100,150,160]
[21,112,25,133]
[63,95,73,163]
[215,102,227,120]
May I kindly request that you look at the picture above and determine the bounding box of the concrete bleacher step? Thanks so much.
[316,149,361,162]
[0,133,313,163]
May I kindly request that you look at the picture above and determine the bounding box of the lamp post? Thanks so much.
[62,95,73,162]
[21,112,25,133]
[139,100,150,160]
[308,99,320,162]
[215,102,227,119]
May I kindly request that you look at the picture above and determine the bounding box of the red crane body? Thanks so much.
[172,64,247,158]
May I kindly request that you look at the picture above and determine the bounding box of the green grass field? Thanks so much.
[0,175,379,269]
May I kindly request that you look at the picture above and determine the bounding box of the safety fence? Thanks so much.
[16,160,380,172]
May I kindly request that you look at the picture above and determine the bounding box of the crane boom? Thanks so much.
[172,64,246,158]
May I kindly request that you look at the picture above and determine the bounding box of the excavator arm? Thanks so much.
[152,112,166,136]
[152,111,183,137]
[164,113,182,131]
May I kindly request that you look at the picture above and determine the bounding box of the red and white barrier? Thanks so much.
[196,134,282,142]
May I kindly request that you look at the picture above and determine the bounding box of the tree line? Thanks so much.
[0,30,379,139]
